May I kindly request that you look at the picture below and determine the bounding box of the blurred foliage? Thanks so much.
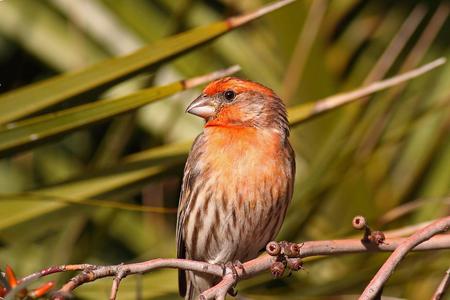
[0,0,449,299]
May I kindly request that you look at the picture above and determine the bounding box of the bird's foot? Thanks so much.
[220,260,245,280]
[218,261,245,297]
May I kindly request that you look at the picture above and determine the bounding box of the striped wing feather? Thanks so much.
[176,135,204,297]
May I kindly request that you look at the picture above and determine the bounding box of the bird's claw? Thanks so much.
[218,261,244,297]
[231,260,245,278]
[220,260,244,279]
[228,286,238,297]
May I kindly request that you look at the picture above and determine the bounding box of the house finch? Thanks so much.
[176,77,295,299]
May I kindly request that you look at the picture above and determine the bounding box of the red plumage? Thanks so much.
[176,77,295,299]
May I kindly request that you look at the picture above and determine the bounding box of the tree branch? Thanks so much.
[359,216,450,299]
[432,268,450,300]
[3,218,449,300]
[46,234,450,299]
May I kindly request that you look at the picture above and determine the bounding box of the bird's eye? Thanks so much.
[223,90,236,102]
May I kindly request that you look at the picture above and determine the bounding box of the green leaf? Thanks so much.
[0,66,239,156]
[0,141,190,230]
[0,24,222,124]
[0,82,182,156]
[0,0,295,125]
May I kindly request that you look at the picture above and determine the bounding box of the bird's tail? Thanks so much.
[184,281,196,300]
[184,271,215,300]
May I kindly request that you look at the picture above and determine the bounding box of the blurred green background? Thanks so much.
[0,0,449,299]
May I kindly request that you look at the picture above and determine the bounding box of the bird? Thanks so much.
[176,77,295,299]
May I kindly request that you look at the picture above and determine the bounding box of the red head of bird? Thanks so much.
[186,77,289,137]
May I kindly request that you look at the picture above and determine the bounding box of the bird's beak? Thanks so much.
[186,94,216,119]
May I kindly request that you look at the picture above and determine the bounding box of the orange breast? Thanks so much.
[202,127,286,204]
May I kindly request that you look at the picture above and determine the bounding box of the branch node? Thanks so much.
[270,261,286,278]
[287,258,304,271]
[221,261,244,280]
[109,267,127,300]
[352,215,386,245]
[352,215,367,230]
[368,231,386,245]
[266,241,281,256]
[285,243,301,258]
[267,241,304,278]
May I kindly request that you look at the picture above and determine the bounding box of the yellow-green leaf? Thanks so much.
[0,0,295,125]
[0,141,190,230]
[0,66,239,156]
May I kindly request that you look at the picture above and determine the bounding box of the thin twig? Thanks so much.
[356,2,450,158]
[183,65,241,89]
[432,268,450,300]
[316,58,445,113]
[359,216,450,300]
[109,266,126,300]
[55,259,223,297]
[364,4,427,84]
[399,2,449,74]
[377,220,433,239]
[226,0,296,28]
[200,275,236,300]
[289,57,446,125]
[379,197,450,225]
[4,265,92,300]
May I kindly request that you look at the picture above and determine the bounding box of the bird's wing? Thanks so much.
[176,134,203,297]
[176,168,189,297]
[286,138,296,202]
